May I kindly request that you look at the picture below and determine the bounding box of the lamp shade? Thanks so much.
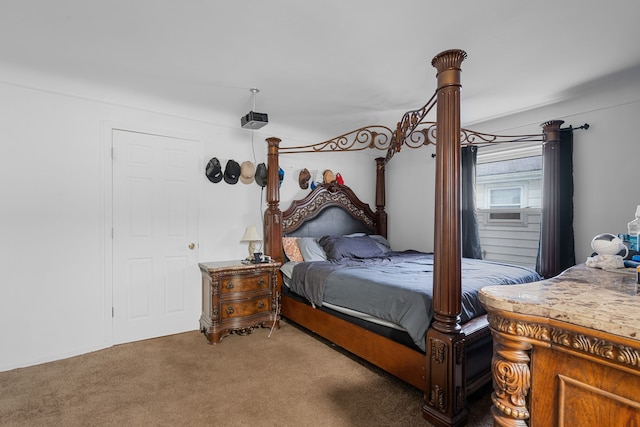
[241,226,262,259]
[241,226,261,242]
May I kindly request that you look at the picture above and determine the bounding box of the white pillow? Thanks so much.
[279,261,299,288]
[344,232,367,237]
[297,237,328,261]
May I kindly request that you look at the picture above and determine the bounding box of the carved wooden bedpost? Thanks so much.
[375,157,388,238]
[264,137,283,265]
[423,49,468,427]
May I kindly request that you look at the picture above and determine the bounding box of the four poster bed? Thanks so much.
[261,49,561,427]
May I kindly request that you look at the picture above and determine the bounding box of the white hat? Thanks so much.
[240,161,255,184]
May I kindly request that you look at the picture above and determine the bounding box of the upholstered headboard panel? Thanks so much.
[285,206,373,238]
[281,183,377,239]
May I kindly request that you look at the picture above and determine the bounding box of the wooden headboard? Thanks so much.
[263,138,387,265]
[282,182,378,238]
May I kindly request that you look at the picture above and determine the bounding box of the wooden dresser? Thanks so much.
[198,260,281,344]
[480,264,640,426]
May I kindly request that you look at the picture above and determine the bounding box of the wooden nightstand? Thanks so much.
[198,260,281,344]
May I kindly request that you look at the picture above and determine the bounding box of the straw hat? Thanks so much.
[322,169,335,184]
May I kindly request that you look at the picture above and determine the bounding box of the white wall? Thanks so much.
[0,70,376,372]
[387,71,640,264]
[386,143,437,252]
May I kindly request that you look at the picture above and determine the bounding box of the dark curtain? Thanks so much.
[536,128,576,277]
[461,146,482,259]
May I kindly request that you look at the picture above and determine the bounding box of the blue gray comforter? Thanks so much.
[289,251,541,351]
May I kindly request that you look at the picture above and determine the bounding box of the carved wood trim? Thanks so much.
[281,182,377,234]
[424,328,468,424]
[488,312,640,373]
[430,337,447,364]
[490,330,532,426]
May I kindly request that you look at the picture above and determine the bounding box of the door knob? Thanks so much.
[188,242,195,250]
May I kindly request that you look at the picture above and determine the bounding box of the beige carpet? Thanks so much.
[0,320,493,426]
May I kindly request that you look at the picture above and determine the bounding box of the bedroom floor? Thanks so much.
[0,320,493,426]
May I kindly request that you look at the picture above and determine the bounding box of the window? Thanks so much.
[489,186,523,209]
[476,155,542,209]
[474,144,543,268]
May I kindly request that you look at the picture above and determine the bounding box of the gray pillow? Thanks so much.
[318,235,384,260]
[297,237,327,261]
[370,234,392,253]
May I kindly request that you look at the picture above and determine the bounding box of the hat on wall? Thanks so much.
[298,168,311,189]
[323,169,335,184]
[224,159,241,184]
[279,167,285,188]
[336,172,344,185]
[255,163,267,187]
[205,157,223,183]
[239,161,255,184]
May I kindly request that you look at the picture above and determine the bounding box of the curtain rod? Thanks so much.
[563,123,590,131]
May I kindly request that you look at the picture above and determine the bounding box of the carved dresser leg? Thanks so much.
[491,331,532,427]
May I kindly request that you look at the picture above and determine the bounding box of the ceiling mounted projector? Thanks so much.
[241,111,268,129]
[241,88,268,129]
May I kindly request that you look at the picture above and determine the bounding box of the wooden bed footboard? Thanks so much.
[281,293,427,390]
[281,292,495,396]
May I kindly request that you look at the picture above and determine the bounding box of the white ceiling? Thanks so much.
[2,0,640,139]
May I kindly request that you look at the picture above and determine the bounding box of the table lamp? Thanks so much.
[241,226,262,259]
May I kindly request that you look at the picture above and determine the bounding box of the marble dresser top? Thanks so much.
[479,263,640,342]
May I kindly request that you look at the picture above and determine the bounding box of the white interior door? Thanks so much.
[112,129,200,345]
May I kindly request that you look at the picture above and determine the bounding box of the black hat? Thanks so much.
[205,157,222,183]
[255,162,267,187]
[224,159,241,184]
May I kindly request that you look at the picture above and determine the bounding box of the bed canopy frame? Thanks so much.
[262,49,564,426]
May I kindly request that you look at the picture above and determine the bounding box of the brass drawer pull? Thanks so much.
[257,301,265,309]
[258,278,265,286]
[226,281,234,290]
[226,306,235,315]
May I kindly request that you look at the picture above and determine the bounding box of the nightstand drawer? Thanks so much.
[220,296,270,320]
[220,272,270,294]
